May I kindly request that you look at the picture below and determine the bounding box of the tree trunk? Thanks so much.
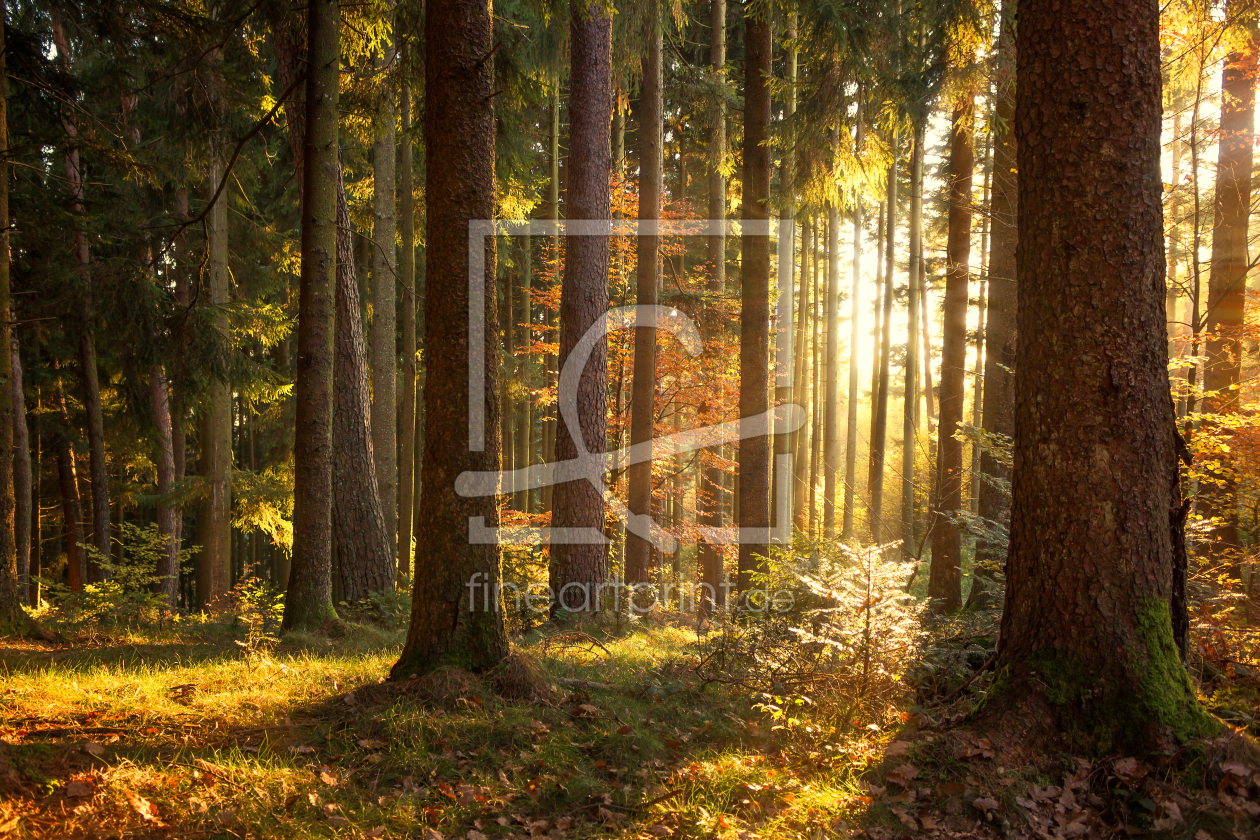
[902,122,924,560]
[929,77,974,612]
[549,0,612,612]
[1202,0,1258,574]
[737,5,772,592]
[968,3,1017,611]
[843,196,862,537]
[870,161,897,545]
[398,75,416,585]
[333,177,396,601]
[514,235,531,512]
[773,15,797,533]
[371,34,399,548]
[0,24,15,624]
[51,16,110,579]
[983,0,1209,751]
[284,0,340,630]
[149,366,179,608]
[823,196,840,537]
[198,144,233,611]
[791,218,811,530]
[53,384,85,593]
[394,0,508,671]
[698,0,727,610]
[626,5,661,586]
[541,91,561,515]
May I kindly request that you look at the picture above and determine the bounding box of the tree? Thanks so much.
[549,0,612,612]
[982,0,1211,749]
[284,0,340,631]
[625,1,661,586]
[0,9,18,628]
[371,24,399,549]
[929,53,975,612]
[397,65,416,585]
[1201,0,1258,573]
[968,0,1017,611]
[737,1,771,591]
[392,0,508,670]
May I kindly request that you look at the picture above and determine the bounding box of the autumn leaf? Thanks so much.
[972,796,999,819]
[124,791,161,823]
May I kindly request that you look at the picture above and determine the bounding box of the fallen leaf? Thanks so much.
[290,745,316,755]
[936,782,966,797]
[973,796,999,819]
[1220,761,1252,778]
[1113,757,1145,781]
[556,816,575,830]
[66,781,94,798]
[647,824,671,836]
[467,831,487,840]
[891,807,917,830]
[342,692,358,706]
[1194,832,1213,840]
[366,829,386,839]
[886,764,920,788]
[617,726,632,736]
[82,742,105,757]
[306,792,322,807]
[920,815,939,830]
[124,792,161,824]
[423,827,445,840]
[319,770,339,786]
[358,738,387,750]
[190,797,209,813]
[886,740,910,756]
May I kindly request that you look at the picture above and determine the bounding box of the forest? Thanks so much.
[0,0,1259,837]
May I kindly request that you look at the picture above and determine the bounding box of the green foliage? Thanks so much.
[231,577,285,658]
[37,524,195,636]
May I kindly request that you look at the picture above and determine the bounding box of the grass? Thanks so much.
[0,617,877,839]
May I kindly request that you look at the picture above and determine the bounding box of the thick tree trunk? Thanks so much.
[371,36,399,548]
[626,6,661,586]
[284,0,340,630]
[969,4,1017,611]
[198,145,233,611]
[333,179,396,601]
[394,0,507,671]
[983,0,1208,750]
[929,80,974,612]
[1202,0,1258,573]
[398,78,416,585]
[549,0,612,612]
[737,6,772,591]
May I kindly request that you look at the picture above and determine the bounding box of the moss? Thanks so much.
[1016,599,1216,750]
[1133,598,1217,743]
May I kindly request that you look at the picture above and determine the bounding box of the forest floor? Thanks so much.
[0,614,1258,839]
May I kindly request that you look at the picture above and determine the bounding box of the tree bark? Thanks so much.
[1201,0,1258,573]
[51,15,110,578]
[284,0,340,630]
[12,335,29,609]
[708,0,726,289]
[968,3,1017,611]
[394,0,508,670]
[983,0,1209,750]
[773,15,797,533]
[198,143,233,611]
[929,75,974,612]
[791,218,811,531]
[870,162,896,545]
[626,6,661,586]
[53,384,85,593]
[371,32,399,549]
[843,188,862,537]
[902,122,924,560]
[398,75,416,585]
[823,196,840,537]
[0,23,15,623]
[149,366,179,608]
[550,0,612,612]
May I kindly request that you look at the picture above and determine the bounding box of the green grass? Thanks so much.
[0,619,875,839]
